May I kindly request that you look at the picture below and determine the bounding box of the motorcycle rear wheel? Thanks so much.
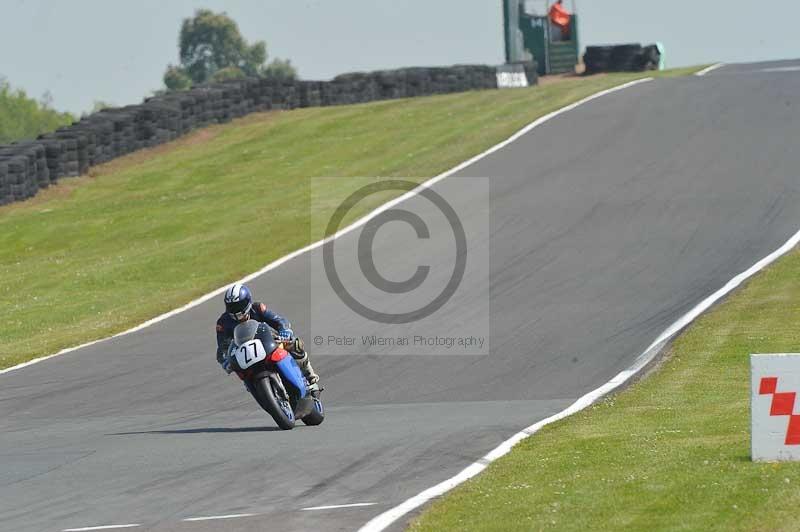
[302,396,325,426]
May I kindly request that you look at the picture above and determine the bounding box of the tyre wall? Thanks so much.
[0,62,536,206]
[583,44,661,75]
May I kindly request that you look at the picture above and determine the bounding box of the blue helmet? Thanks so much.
[224,283,253,321]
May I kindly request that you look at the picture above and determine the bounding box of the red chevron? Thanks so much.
[759,377,800,445]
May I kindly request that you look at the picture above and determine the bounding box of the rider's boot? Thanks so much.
[290,338,321,393]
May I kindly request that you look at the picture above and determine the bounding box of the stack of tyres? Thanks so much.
[584,43,661,73]
[270,81,300,110]
[195,90,212,125]
[208,89,221,123]
[6,156,29,202]
[428,68,448,95]
[206,88,225,123]
[53,138,79,177]
[53,130,90,175]
[256,79,278,110]
[319,79,341,106]
[142,100,183,145]
[7,142,49,191]
[93,117,114,164]
[376,70,404,100]
[220,83,243,120]
[426,67,442,95]
[243,79,265,112]
[178,94,198,131]
[325,73,378,105]
[0,152,31,202]
[0,161,8,205]
[640,45,661,71]
[37,136,65,180]
[70,127,97,167]
[257,79,281,110]
[285,82,301,110]
[610,44,643,71]
[299,81,324,108]
[584,46,614,73]
[456,66,475,91]
[194,89,212,126]
[223,80,248,116]
[1,145,37,200]
[244,78,260,113]
[468,65,495,90]
[63,116,111,165]
[93,108,136,159]
[173,90,203,129]
[461,65,493,92]
[21,142,49,190]
[402,68,430,98]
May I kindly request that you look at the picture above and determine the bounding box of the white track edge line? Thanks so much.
[695,63,724,76]
[301,502,378,511]
[0,76,652,377]
[62,525,140,532]
[182,513,257,521]
[358,229,800,532]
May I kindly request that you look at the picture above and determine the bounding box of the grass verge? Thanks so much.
[0,67,701,369]
[412,219,800,526]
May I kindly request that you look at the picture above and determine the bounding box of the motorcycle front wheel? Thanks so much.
[251,374,295,430]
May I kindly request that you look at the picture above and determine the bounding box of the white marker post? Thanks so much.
[751,354,800,461]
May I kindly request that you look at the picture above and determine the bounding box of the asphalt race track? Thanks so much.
[3,60,800,532]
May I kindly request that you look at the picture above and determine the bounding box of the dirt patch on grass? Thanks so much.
[0,175,96,212]
[89,127,224,177]
[89,109,285,177]
[538,72,607,85]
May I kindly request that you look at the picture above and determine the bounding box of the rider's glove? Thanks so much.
[276,328,294,342]
[221,357,233,375]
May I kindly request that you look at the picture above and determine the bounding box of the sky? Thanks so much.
[1,0,798,115]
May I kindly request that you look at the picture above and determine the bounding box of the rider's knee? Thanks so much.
[289,337,306,358]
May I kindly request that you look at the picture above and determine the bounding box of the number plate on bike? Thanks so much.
[234,339,268,369]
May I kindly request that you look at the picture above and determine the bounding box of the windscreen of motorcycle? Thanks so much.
[233,320,259,346]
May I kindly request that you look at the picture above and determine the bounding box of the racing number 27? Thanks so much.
[240,341,259,364]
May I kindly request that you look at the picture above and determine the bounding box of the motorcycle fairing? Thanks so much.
[275,356,307,399]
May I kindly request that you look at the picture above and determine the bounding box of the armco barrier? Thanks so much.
[583,44,661,74]
[0,62,536,206]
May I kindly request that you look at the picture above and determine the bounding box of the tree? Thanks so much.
[211,66,246,82]
[163,65,192,91]
[263,59,297,81]
[162,9,297,90]
[0,79,74,143]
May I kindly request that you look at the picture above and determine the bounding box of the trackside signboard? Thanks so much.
[751,354,800,461]
[496,64,529,88]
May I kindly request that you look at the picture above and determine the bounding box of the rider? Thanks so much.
[215,283,320,390]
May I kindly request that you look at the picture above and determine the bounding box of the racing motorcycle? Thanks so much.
[226,320,324,430]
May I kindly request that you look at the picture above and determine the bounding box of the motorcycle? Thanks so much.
[226,320,324,430]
